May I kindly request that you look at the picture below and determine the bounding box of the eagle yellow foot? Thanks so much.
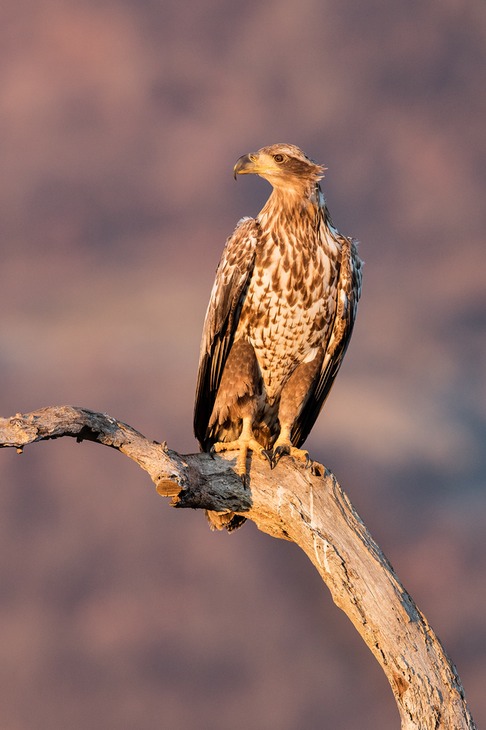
[268,436,312,470]
[211,435,270,486]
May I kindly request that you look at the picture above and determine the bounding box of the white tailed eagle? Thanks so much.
[194,144,362,530]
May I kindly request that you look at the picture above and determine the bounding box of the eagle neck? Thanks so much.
[257,184,322,232]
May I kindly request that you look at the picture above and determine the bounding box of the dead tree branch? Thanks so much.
[0,405,476,730]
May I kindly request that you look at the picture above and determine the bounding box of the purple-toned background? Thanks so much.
[1,1,485,727]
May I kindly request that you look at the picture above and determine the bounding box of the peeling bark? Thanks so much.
[0,405,476,729]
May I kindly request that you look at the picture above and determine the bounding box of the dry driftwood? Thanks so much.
[0,405,476,730]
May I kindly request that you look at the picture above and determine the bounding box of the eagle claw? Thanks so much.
[272,444,290,467]
[262,449,275,469]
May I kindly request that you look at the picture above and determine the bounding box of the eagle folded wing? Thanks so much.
[194,218,259,450]
[290,237,362,448]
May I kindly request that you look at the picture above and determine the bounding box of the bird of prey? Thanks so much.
[194,143,362,530]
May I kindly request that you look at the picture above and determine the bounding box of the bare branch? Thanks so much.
[0,405,187,496]
[0,406,476,729]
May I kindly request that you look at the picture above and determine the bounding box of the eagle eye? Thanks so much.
[273,154,284,163]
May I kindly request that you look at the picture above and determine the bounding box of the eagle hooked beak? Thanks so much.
[233,153,257,180]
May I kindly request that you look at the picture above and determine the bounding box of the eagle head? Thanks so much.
[233,143,325,194]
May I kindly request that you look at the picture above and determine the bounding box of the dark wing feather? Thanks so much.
[291,237,362,448]
[194,217,259,450]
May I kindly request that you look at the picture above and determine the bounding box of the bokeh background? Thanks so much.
[1,1,485,728]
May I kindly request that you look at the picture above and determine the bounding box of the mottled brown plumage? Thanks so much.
[194,144,362,530]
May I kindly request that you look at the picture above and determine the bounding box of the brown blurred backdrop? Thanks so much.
[1,1,485,728]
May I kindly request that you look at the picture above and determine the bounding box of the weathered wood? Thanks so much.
[0,405,476,729]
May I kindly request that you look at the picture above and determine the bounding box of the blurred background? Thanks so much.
[1,0,485,728]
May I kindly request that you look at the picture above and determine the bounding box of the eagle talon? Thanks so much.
[262,449,275,469]
[272,444,290,467]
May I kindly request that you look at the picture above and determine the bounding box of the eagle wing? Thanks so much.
[290,237,362,448]
[194,217,259,450]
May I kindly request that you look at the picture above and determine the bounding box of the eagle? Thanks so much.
[194,143,362,530]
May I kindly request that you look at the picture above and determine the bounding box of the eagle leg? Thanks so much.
[212,416,268,483]
[270,353,324,468]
